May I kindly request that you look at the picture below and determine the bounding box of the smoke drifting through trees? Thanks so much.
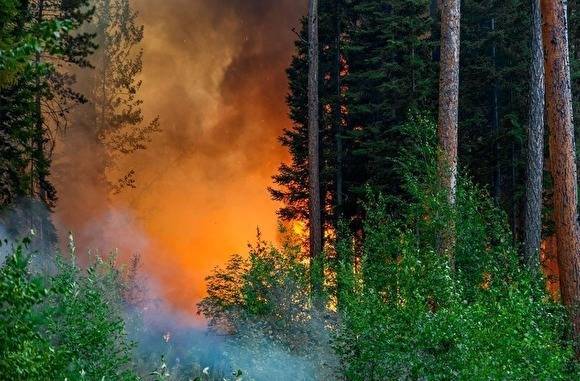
[52,0,306,316]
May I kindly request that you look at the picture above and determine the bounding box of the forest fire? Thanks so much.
[3,0,580,378]
[52,0,306,317]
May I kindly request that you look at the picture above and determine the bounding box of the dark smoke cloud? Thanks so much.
[133,0,306,178]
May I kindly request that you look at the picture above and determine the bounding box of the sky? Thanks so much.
[52,0,307,320]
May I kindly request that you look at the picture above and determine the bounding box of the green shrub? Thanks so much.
[0,238,138,380]
[334,116,576,380]
[198,231,336,380]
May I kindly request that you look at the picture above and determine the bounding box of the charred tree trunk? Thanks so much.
[308,0,323,298]
[437,0,461,263]
[541,0,580,353]
[524,0,546,271]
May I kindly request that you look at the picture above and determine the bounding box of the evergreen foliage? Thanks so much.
[459,0,530,238]
[0,0,73,208]
[272,0,562,247]
[343,0,437,199]
[0,0,95,247]
[91,0,160,193]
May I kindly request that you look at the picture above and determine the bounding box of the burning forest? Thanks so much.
[1,0,580,380]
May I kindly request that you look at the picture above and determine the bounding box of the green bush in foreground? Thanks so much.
[334,116,576,380]
[0,239,138,380]
[198,116,578,380]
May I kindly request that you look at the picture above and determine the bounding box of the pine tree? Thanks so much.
[274,0,538,258]
[90,0,160,192]
[307,0,324,299]
[0,0,94,248]
[437,0,460,261]
[272,0,438,243]
[0,0,35,207]
[459,0,530,241]
[343,0,437,203]
[270,1,342,234]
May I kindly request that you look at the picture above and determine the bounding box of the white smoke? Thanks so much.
[1,203,336,380]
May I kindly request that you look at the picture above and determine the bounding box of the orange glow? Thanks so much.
[480,272,491,290]
[52,0,307,320]
[541,235,560,300]
[291,220,308,240]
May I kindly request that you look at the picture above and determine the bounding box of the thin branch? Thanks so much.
[291,27,307,44]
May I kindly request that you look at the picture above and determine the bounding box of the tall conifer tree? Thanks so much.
[524,0,545,270]
[343,0,437,204]
[437,0,460,261]
[307,0,323,297]
[90,0,160,193]
[541,0,580,352]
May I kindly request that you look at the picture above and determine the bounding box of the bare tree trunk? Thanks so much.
[491,18,502,204]
[437,0,461,263]
[34,0,45,202]
[541,0,580,354]
[334,0,343,218]
[308,0,323,297]
[524,0,545,271]
[438,0,460,204]
[33,0,46,244]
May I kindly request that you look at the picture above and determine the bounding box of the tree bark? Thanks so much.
[32,0,47,244]
[491,18,502,203]
[34,0,45,202]
[541,0,580,353]
[437,0,460,205]
[308,0,323,297]
[437,0,461,262]
[524,0,546,272]
[334,0,343,218]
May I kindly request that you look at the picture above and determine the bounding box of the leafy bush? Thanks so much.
[334,116,576,380]
[0,238,138,380]
[199,230,310,342]
[0,0,73,88]
[198,231,337,380]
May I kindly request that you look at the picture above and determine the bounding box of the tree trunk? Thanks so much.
[437,0,461,262]
[34,0,45,202]
[32,0,46,243]
[308,0,323,297]
[438,0,460,205]
[541,0,580,353]
[524,0,545,271]
[334,0,343,218]
[491,18,502,203]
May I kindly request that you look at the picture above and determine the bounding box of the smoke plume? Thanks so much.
[52,0,307,317]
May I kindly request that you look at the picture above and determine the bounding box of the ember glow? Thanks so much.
[53,0,306,318]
